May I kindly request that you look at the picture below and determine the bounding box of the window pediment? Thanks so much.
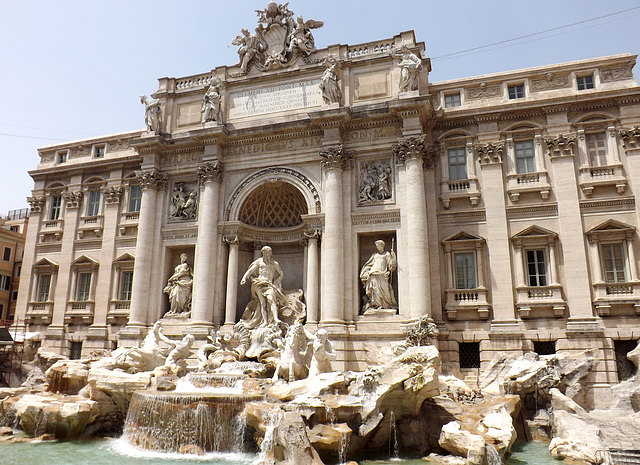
[587,219,635,241]
[512,225,557,246]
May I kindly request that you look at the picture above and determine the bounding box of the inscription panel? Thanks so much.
[228,80,322,119]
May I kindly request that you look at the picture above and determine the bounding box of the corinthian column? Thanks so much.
[127,169,166,328]
[224,235,241,326]
[320,146,350,325]
[394,137,431,319]
[191,162,223,329]
[305,229,321,324]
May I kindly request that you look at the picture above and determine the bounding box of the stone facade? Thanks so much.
[13,9,640,407]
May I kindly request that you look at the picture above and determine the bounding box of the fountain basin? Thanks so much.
[123,390,264,454]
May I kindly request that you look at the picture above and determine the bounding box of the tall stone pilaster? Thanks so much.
[191,162,223,334]
[304,229,321,325]
[394,137,431,319]
[320,146,350,325]
[224,235,241,327]
[121,169,166,342]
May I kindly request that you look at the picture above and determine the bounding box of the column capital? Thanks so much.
[63,191,83,210]
[102,186,124,205]
[27,196,45,214]
[197,161,224,185]
[320,145,352,171]
[223,234,241,246]
[137,169,167,190]
[393,136,427,165]
[546,133,576,158]
[477,142,504,165]
[620,126,640,151]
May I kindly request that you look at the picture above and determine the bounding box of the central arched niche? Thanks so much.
[238,180,307,228]
[236,180,308,315]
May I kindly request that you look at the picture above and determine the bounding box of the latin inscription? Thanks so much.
[161,153,202,166]
[226,136,322,156]
[228,80,322,119]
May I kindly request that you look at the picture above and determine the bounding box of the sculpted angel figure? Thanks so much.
[140,95,162,133]
[397,46,422,93]
[232,27,265,72]
[164,253,193,315]
[202,78,223,124]
[287,15,323,55]
[360,240,398,313]
[319,60,342,105]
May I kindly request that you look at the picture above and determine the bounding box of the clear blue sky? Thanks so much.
[1,1,639,215]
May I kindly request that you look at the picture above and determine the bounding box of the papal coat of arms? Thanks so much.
[231,1,323,75]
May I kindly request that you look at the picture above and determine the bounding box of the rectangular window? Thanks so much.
[58,152,68,164]
[602,243,627,283]
[70,341,83,360]
[0,275,9,291]
[445,93,461,108]
[508,84,525,99]
[2,247,11,261]
[94,146,105,158]
[16,265,21,277]
[533,341,556,355]
[615,340,638,382]
[586,133,607,167]
[76,272,92,301]
[129,185,142,212]
[37,274,52,302]
[87,190,101,217]
[454,252,476,289]
[448,147,467,181]
[459,342,481,369]
[11,291,18,301]
[526,249,547,287]
[577,75,594,91]
[50,195,62,220]
[515,140,536,174]
[120,271,134,301]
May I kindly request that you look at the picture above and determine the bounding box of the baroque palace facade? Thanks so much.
[14,4,640,404]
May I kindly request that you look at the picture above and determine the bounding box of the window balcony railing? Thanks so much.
[118,211,140,236]
[515,284,566,318]
[64,301,94,324]
[77,215,104,239]
[506,171,551,202]
[444,287,490,320]
[107,300,131,324]
[593,281,640,316]
[439,177,481,208]
[26,301,54,324]
[578,163,627,197]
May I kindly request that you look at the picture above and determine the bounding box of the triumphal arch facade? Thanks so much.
[15,2,640,401]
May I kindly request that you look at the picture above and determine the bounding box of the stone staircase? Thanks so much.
[597,449,640,465]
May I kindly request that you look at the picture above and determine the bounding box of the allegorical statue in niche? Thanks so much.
[202,77,223,124]
[140,95,162,133]
[319,60,342,105]
[396,45,422,93]
[241,245,285,327]
[164,253,193,315]
[240,245,306,329]
[360,240,398,314]
[231,27,266,72]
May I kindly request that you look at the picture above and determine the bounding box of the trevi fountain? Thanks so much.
[4,2,640,465]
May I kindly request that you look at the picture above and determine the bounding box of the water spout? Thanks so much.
[389,410,399,460]
[486,444,502,465]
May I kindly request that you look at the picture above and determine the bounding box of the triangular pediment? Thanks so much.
[114,253,135,263]
[71,255,99,266]
[587,219,635,234]
[33,258,58,269]
[512,225,557,239]
[442,230,484,243]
